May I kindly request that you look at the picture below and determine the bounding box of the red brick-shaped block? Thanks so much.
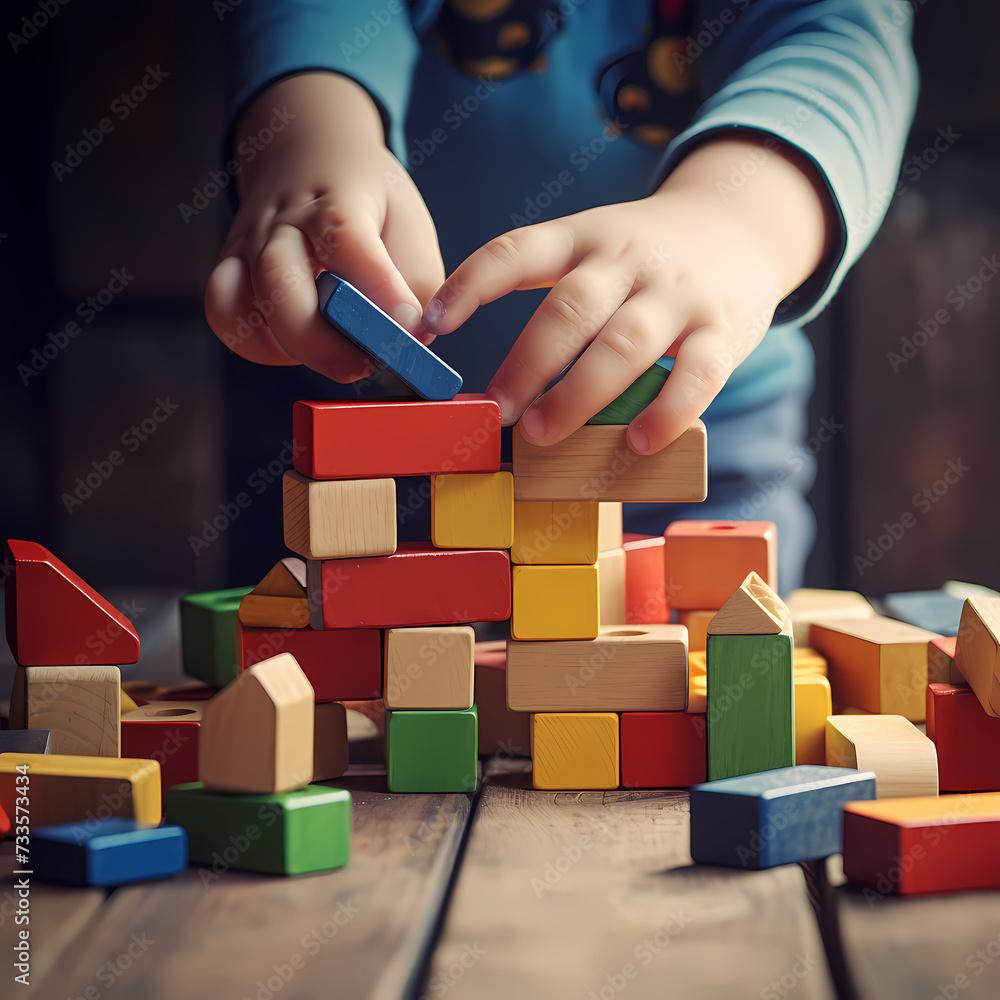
[621,711,706,788]
[927,683,1000,791]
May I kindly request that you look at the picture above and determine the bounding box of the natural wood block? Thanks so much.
[795,673,832,766]
[0,753,161,827]
[810,616,939,722]
[180,586,254,688]
[620,711,706,788]
[313,701,349,781]
[928,635,963,685]
[926,683,1000,791]
[510,564,599,640]
[708,571,789,635]
[678,609,713,652]
[512,420,707,502]
[283,471,396,560]
[597,547,627,625]
[785,588,874,648]
[597,502,623,552]
[239,558,309,629]
[9,665,120,757]
[475,657,531,757]
[384,626,475,710]
[793,647,829,676]
[386,707,479,793]
[623,534,669,625]
[825,714,938,798]
[531,713,619,790]
[954,596,1000,716]
[431,471,513,549]
[843,794,1000,896]
[121,701,202,802]
[663,521,777,611]
[511,500,598,565]
[199,652,315,794]
[506,625,688,711]
[687,671,707,714]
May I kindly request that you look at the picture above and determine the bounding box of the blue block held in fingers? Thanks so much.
[316,272,463,401]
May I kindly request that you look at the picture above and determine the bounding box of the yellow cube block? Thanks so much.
[532,713,619,789]
[511,564,600,640]
[793,647,829,676]
[431,471,513,549]
[511,501,598,565]
[794,673,832,765]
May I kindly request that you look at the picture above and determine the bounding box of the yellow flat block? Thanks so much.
[794,673,832,765]
[532,713,619,789]
[511,501,598,565]
[511,564,599,640]
[793,647,828,676]
[598,547,626,625]
[679,610,714,653]
[432,471,513,549]
[384,626,475,709]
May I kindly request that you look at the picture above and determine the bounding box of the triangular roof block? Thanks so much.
[708,572,789,636]
[5,540,140,666]
[238,558,310,628]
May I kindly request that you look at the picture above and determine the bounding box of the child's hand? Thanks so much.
[423,135,830,453]
[205,73,445,383]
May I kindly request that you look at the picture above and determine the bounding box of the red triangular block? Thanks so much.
[5,540,140,666]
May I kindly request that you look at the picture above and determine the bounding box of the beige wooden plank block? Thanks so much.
[598,546,627,625]
[384,626,475,710]
[598,502,623,552]
[954,596,1000,716]
[283,471,396,560]
[707,571,789,635]
[431,471,513,549]
[785,588,875,647]
[313,701,349,781]
[512,420,707,502]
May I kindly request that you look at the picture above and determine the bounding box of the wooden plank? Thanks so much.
[422,773,836,999]
[31,777,472,1000]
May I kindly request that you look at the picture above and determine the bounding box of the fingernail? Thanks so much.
[423,298,446,333]
[628,425,650,454]
[487,385,514,424]
[392,302,422,333]
[521,408,547,442]
[211,256,243,298]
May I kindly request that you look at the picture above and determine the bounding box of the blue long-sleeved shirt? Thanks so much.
[226,0,917,413]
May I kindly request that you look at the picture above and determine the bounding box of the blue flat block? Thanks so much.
[0,730,51,754]
[33,818,188,886]
[317,272,462,401]
[882,590,964,636]
[689,765,877,870]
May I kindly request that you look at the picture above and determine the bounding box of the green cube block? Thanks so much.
[179,587,253,687]
[707,633,795,781]
[166,782,351,875]
[587,357,671,425]
[387,706,479,793]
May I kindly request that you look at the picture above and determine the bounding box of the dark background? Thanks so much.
[1,0,998,597]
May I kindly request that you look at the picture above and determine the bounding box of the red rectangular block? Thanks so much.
[308,543,511,629]
[293,396,501,480]
[121,702,202,803]
[621,712,706,788]
[927,683,1000,791]
[235,620,382,701]
[623,533,669,625]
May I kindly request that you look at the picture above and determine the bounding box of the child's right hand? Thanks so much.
[204,73,445,383]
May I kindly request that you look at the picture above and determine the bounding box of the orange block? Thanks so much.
[623,534,670,625]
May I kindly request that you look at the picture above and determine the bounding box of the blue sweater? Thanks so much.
[226,0,917,414]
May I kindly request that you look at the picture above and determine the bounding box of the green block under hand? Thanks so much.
[707,632,795,781]
[387,706,479,793]
[587,357,672,425]
[166,782,351,876]
[179,586,253,687]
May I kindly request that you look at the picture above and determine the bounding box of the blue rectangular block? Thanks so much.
[0,730,51,754]
[317,272,462,401]
[690,765,877,869]
[882,590,964,636]
[33,818,188,886]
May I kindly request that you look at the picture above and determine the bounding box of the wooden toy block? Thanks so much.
[283,471,396,560]
[431,471,513,549]
[706,629,794,781]
[119,688,139,716]
[690,765,877,869]
[663,521,777,611]
[587,357,671,424]
[708,571,789,635]
[620,711,706,788]
[239,557,310,629]
[809,616,939,722]
[9,665,120,756]
[511,500,598,565]
[317,270,463,400]
[293,396,500,480]
[794,673,832,766]
[4,539,140,666]
[678,609,712,651]
[793,647,828,676]
[0,729,51,754]
[688,671,707,714]
[475,650,531,757]
[927,634,964,685]
[199,652,315,794]
[0,754,161,827]
[236,620,382,702]
[121,701,202,802]
[313,701,349,781]
[954,596,1000,717]
[506,624,687,711]
[512,420,707,503]
[825,714,938,798]
[308,544,511,629]
[689,649,706,680]
[598,502,623,552]
[882,589,964,636]
[180,586,254,688]
[785,588,875,648]
[384,626,475,710]
[167,781,351,875]
[510,563,599,640]
[531,713,619,790]
[842,793,1000,896]
[386,706,478,792]
[623,533,669,625]
[33,818,187,886]
[926,683,1000,791]
[598,547,627,625]
[0,803,9,839]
